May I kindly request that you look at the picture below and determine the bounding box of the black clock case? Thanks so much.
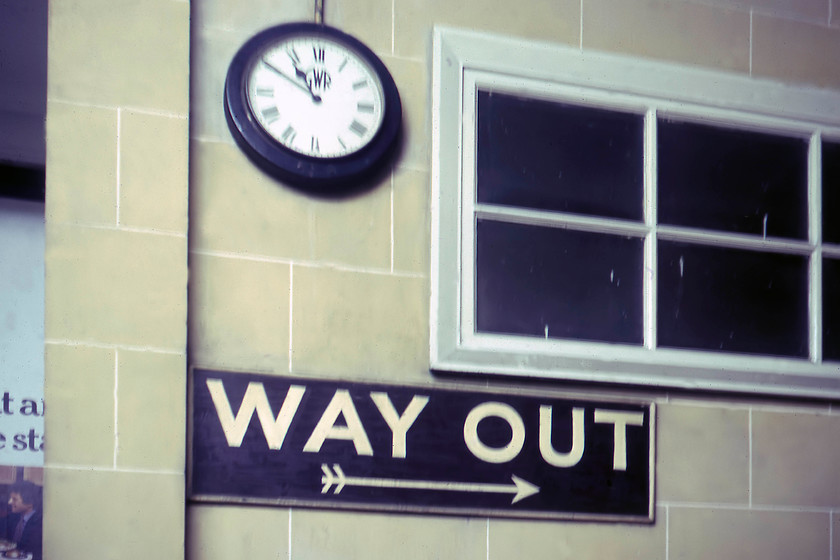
[224,22,403,194]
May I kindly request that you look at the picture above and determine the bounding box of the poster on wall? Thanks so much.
[0,199,45,560]
[189,368,655,523]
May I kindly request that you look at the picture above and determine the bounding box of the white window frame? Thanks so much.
[430,26,840,399]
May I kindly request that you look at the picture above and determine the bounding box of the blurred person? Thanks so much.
[6,481,41,560]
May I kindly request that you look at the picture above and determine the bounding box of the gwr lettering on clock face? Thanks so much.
[246,34,386,159]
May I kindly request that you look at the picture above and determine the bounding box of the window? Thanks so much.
[431,27,840,398]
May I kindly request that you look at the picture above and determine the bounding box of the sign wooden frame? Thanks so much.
[188,369,655,523]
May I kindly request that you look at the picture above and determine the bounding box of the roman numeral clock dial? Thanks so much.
[224,23,402,192]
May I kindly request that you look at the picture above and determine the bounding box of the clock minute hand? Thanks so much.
[261,58,322,103]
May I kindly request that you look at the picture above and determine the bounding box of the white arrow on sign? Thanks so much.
[320,464,540,504]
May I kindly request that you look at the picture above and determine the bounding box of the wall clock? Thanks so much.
[224,23,402,192]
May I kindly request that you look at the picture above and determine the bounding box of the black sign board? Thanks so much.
[189,369,655,522]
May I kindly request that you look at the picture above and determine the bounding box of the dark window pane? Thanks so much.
[823,141,840,244]
[824,258,840,361]
[477,91,644,221]
[658,241,808,357]
[658,120,808,240]
[476,219,644,344]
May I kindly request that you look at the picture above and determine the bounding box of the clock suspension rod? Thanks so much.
[315,0,325,25]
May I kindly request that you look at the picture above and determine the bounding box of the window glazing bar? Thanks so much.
[656,225,813,255]
[474,204,649,237]
[809,132,822,364]
[643,109,657,350]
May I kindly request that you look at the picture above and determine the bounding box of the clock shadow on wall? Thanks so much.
[224,23,403,198]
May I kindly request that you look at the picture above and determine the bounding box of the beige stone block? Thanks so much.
[468,0,580,48]
[44,467,183,560]
[291,267,428,381]
[192,0,310,36]
[186,504,290,560]
[310,179,391,269]
[697,0,829,23]
[45,101,117,226]
[48,0,189,113]
[668,507,830,560]
[394,0,579,59]
[752,410,840,507]
[190,140,313,259]
[325,0,393,56]
[190,27,247,142]
[384,56,429,171]
[44,343,115,467]
[45,224,187,349]
[291,509,485,560]
[119,110,189,233]
[489,509,666,559]
[752,15,840,90]
[758,0,829,21]
[189,253,291,373]
[393,167,430,274]
[393,0,474,58]
[583,0,750,72]
[115,350,186,471]
[657,404,749,503]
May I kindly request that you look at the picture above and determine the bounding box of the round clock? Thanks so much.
[224,23,402,192]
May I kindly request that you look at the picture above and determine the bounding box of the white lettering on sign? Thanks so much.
[370,393,429,459]
[593,409,645,471]
[539,406,585,468]
[204,378,645,471]
[304,390,374,456]
[206,379,305,450]
[463,402,526,463]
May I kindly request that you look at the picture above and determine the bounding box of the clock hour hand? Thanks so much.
[289,61,327,102]
[261,58,322,103]
[291,61,308,82]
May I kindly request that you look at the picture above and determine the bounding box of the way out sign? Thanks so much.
[189,369,655,522]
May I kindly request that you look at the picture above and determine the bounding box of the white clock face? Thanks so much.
[245,34,386,159]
